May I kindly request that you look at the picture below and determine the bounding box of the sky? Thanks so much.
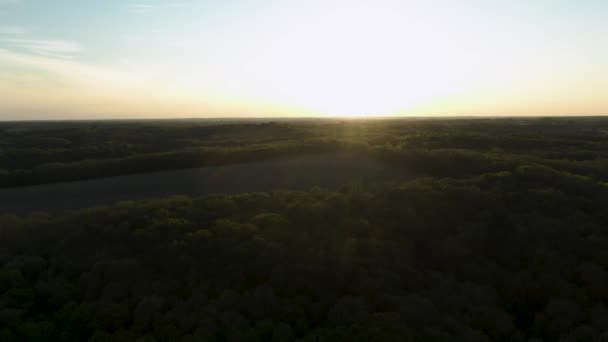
[0,0,607,120]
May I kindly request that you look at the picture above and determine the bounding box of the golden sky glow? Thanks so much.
[0,0,607,119]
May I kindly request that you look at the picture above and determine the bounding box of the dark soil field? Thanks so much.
[0,152,402,214]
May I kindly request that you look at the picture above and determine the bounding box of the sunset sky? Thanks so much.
[0,0,606,120]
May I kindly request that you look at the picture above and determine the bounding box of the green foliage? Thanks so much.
[1,168,608,340]
[3,117,608,187]
[2,118,608,340]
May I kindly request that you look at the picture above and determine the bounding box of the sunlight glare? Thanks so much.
[198,5,504,117]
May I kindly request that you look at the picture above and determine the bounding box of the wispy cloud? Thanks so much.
[0,26,28,35]
[128,2,186,14]
[0,48,141,90]
[0,30,136,90]
[129,3,156,13]
[0,37,81,58]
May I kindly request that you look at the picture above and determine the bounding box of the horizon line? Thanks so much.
[1,114,608,123]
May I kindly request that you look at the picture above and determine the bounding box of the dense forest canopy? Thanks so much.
[1,117,608,188]
[1,118,608,341]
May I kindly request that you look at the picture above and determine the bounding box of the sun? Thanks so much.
[196,5,491,117]
[154,3,519,118]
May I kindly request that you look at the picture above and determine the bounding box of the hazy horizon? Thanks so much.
[1,0,607,120]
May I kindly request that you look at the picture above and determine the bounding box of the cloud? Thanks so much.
[0,48,142,90]
[129,3,156,13]
[128,2,186,14]
[0,37,81,58]
[0,30,140,90]
[0,26,28,35]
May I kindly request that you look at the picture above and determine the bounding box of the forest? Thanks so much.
[1,117,608,341]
